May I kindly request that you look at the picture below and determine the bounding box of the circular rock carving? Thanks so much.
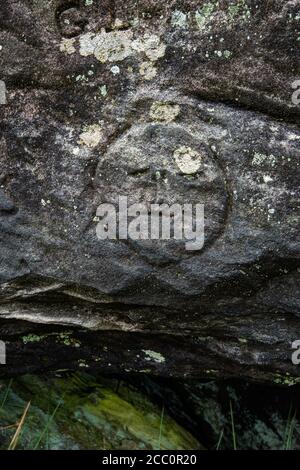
[96,123,228,265]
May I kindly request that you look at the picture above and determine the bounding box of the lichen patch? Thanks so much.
[195,2,217,31]
[150,102,180,123]
[132,34,166,62]
[79,124,103,148]
[94,30,133,63]
[79,30,166,66]
[60,38,76,55]
[171,10,188,28]
[174,146,203,174]
[252,153,278,168]
[139,62,157,80]
[142,350,166,364]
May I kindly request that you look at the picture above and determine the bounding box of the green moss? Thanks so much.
[22,332,81,348]
[82,383,200,450]
[0,373,201,450]
[56,333,81,348]
[273,373,300,387]
[22,334,44,344]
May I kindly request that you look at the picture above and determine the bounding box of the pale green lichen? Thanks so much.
[149,102,180,123]
[228,0,251,22]
[142,350,166,364]
[195,2,218,31]
[56,333,81,348]
[22,334,44,344]
[273,373,300,387]
[194,1,250,33]
[252,153,278,167]
[223,50,232,59]
[23,332,81,347]
[79,124,103,148]
[214,49,232,59]
[110,65,120,75]
[171,10,188,28]
[174,146,203,175]
[100,85,108,97]
[75,74,89,83]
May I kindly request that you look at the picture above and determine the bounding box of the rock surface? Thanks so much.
[0,1,299,381]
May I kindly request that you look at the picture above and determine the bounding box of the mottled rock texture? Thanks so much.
[0,1,299,381]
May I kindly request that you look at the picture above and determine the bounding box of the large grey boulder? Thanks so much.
[0,0,299,381]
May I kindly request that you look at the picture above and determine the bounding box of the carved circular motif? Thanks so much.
[96,122,228,265]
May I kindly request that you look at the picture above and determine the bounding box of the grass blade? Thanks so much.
[8,401,31,450]
[33,400,62,450]
[216,429,224,450]
[284,404,297,450]
[157,405,165,450]
[0,379,13,412]
[230,400,237,450]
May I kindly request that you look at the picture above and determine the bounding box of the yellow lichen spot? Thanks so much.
[78,31,165,72]
[132,34,166,62]
[94,30,133,63]
[150,102,180,123]
[60,38,76,55]
[139,62,157,80]
[79,124,103,148]
[174,146,203,174]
